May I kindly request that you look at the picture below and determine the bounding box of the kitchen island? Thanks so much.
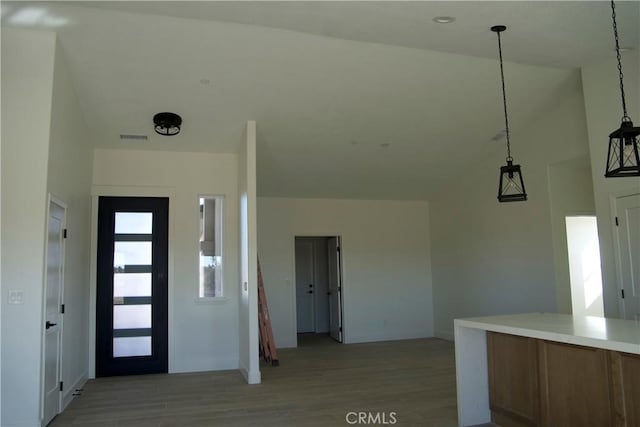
[454,313,640,427]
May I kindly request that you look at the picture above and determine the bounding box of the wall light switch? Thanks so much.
[8,290,24,305]
[243,282,248,292]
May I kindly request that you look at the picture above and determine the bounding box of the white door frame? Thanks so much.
[610,190,640,319]
[291,233,344,347]
[40,194,67,425]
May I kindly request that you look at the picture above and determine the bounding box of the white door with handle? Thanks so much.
[43,198,65,425]
[615,193,640,320]
[295,239,315,333]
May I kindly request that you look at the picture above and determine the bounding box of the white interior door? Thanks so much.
[615,193,640,320]
[43,198,65,425]
[328,237,342,342]
[295,239,314,333]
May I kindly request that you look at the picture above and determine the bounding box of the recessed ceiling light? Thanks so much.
[433,16,456,24]
[380,142,392,148]
[200,79,210,85]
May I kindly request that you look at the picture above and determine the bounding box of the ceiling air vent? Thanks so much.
[120,134,148,141]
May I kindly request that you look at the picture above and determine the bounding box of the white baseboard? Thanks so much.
[169,358,238,374]
[238,360,261,385]
[6,419,40,427]
[62,371,88,411]
[434,330,455,341]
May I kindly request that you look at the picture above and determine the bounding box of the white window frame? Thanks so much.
[196,194,226,302]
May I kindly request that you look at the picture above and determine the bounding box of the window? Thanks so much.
[199,196,224,298]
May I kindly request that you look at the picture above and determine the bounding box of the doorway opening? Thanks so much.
[294,236,343,344]
[565,216,604,317]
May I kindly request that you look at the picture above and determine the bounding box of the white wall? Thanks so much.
[46,39,94,409]
[430,72,592,339]
[1,28,56,427]
[581,51,640,318]
[257,197,433,348]
[91,149,240,375]
[237,121,260,384]
[548,156,596,313]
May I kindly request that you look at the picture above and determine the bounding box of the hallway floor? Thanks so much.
[51,337,460,426]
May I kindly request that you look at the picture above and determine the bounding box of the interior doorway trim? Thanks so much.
[291,232,345,346]
[89,185,175,378]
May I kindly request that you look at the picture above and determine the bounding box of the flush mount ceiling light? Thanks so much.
[153,112,182,136]
[433,16,456,24]
[604,0,640,177]
[491,25,527,203]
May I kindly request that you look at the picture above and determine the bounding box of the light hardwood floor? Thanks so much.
[51,336,462,426]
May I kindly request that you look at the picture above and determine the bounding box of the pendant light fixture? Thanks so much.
[492,25,527,202]
[605,0,640,177]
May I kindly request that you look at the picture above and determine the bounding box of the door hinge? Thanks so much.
[336,246,341,252]
[63,229,68,238]
[59,381,64,392]
[621,289,625,299]
[61,304,65,314]
[615,217,619,226]
[339,327,342,332]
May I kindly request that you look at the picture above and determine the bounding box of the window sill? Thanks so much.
[194,297,228,305]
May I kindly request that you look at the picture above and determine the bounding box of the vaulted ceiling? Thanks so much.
[2,1,639,199]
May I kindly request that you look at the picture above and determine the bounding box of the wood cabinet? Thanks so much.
[488,332,640,427]
[487,333,539,426]
[537,340,615,427]
[610,351,640,427]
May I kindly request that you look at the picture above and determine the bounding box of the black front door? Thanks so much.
[96,197,168,376]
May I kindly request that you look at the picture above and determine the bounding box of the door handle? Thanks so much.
[45,321,57,329]
[327,292,331,296]
[307,290,313,294]
[308,284,313,288]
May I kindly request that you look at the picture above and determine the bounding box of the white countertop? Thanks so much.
[454,313,640,355]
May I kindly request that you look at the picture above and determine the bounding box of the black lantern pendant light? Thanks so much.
[153,112,182,136]
[492,25,527,202]
[605,0,640,177]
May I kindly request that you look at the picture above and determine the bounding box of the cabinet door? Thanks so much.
[610,351,640,426]
[487,332,539,427]
[538,340,616,427]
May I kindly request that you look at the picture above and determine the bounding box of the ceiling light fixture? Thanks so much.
[433,16,455,24]
[604,0,640,177]
[153,112,182,136]
[491,25,527,203]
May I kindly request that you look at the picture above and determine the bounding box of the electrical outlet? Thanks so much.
[8,291,24,304]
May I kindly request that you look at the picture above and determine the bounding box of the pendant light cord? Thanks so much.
[611,0,629,121]
[496,30,512,161]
